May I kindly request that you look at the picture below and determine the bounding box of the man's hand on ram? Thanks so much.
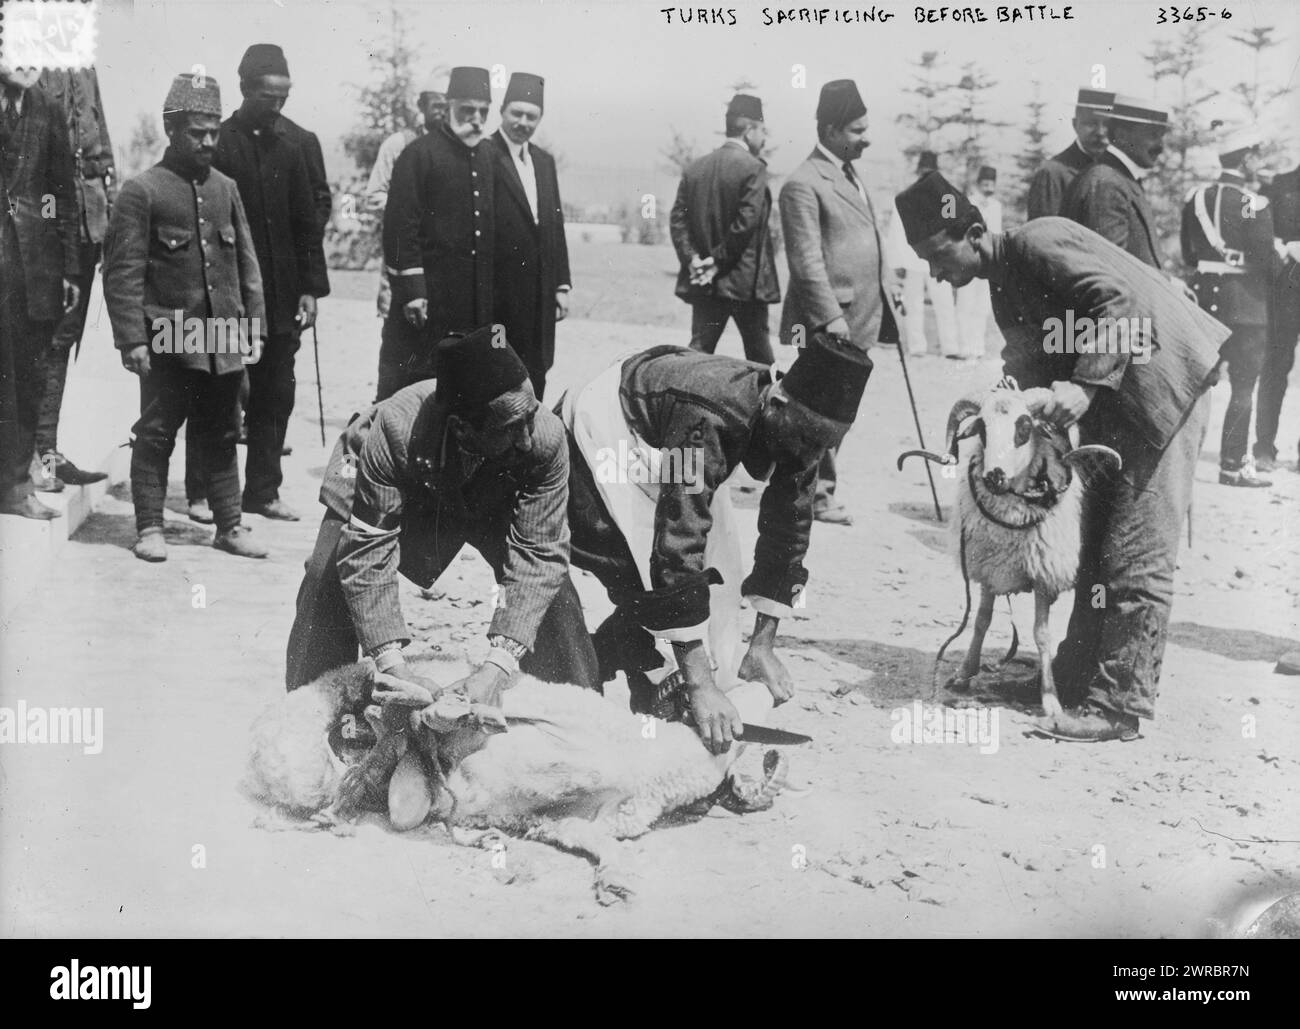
[371,667,443,708]
[1042,380,1096,429]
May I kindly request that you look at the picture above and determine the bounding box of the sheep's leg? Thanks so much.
[1034,588,1063,722]
[947,588,996,690]
[526,817,640,906]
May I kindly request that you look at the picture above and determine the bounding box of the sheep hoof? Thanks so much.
[944,672,976,692]
[594,860,639,905]
[1041,695,1065,722]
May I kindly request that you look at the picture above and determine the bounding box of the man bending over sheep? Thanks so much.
[285,325,599,704]
[896,172,1228,742]
[558,334,872,753]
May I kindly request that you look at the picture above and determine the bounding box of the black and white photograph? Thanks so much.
[1,0,1298,955]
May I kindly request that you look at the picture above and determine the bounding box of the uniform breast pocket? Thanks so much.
[155,226,194,252]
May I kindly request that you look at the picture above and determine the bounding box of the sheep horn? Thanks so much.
[897,449,956,471]
[944,397,984,459]
[1065,444,1123,473]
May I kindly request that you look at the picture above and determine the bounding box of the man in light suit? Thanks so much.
[778,79,897,525]
[488,72,570,399]
[899,173,1226,742]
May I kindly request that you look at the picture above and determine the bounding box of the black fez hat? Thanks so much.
[816,79,866,130]
[917,150,939,173]
[727,93,764,122]
[434,325,529,415]
[447,66,492,102]
[504,71,544,110]
[238,44,289,80]
[977,165,997,182]
[896,170,980,246]
[780,332,873,424]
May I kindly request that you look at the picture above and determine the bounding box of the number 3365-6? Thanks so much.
[1156,6,1232,22]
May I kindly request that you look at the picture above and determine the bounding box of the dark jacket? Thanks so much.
[1060,149,1162,269]
[382,124,495,371]
[276,114,333,234]
[0,84,80,319]
[988,219,1227,453]
[610,345,814,630]
[1264,166,1300,329]
[213,110,329,337]
[670,141,780,304]
[1026,141,1092,221]
[1180,173,1275,327]
[36,68,115,245]
[319,380,572,653]
[488,130,570,376]
[103,152,265,375]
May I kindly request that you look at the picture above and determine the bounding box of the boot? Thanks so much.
[212,524,268,559]
[47,453,107,486]
[132,527,167,562]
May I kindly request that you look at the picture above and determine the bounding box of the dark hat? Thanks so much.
[917,150,939,173]
[238,43,289,80]
[447,66,492,102]
[977,165,997,182]
[433,325,529,416]
[727,93,763,122]
[163,73,222,117]
[1218,125,1263,163]
[780,332,874,424]
[816,79,867,130]
[895,170,980,246]
[1074,87,1115,112]
[504,71,544,110]
[1108,94,1168,126]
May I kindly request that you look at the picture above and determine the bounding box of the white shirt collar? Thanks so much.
[816,140,847,168]
[1107,144,1148,181]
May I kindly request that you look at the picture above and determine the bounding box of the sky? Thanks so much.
[28,0,1300,205]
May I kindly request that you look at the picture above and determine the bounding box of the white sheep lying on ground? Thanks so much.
[243,659,784,903]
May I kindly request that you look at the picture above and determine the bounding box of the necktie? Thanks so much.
[842,161,859,191]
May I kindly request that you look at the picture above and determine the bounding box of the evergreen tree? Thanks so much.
[1009,81,1049,224]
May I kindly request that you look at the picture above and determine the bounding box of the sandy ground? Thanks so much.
[2,274,1298,938]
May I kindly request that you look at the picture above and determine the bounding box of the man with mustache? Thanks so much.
[778,78,897,526]
[379,66,495,401]
[103,74,268,561]
[1026,88,1113,220]
[1061,95,1168,269]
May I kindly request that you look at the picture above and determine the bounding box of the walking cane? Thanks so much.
[887,287,944,523]
[312,324,326,447]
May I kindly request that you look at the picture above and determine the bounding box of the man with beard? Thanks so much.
[559,334,872,753]
[285,325,598,699]
[778,78,897,526]
[897,171,1226,742]
[1026,88,1113,220]
[488,72,570,399]
[380,66,495,401]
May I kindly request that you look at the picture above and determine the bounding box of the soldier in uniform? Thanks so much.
[285,325,599,700]
[379,66,495,401]
[1026,88,1113,220]
[1254,160,1300,472]
[1181,127,1277,488]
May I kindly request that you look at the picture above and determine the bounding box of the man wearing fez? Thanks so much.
[103,75,268,562]
[1255,160,1300,472]
[1026,88,1113,220]
[489,72,571,399]
[380,66,495,401]
[953,165,1001,359]
[1061,95,1168,269]
[208,43,330,523]
[670,93,780,365]
[1181,127,1277,488]
[32,66,115,491]
[559,334,871,753]
[0,61,80,519]
[285,326,598,701]
[897,172,1227,741]
[366,75,449,320]
[779,78,897,526]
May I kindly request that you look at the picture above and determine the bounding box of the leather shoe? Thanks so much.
[813,501,853,525]
[1,494,61,520]
[1036,702,1139,742]
[243,498,300,521]
[1254,454,1277,474]
[1219,466,1272,488]
[213,524,269,559]
[49,454,107,486]
[132,527,167,562]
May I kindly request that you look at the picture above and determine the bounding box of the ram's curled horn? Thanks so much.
[1065,444,1123,472]
[944,396,984,459]
[897,448,955,471]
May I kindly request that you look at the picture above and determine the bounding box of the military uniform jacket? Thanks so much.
[383,124,494,365]
[37,68,115,245]
[1027,141,1093,221]
[989,219,1227,452]
[0,84,80,319]
[214,111,329,337]
[103,153,266,374]
[1061,149,1162,269]
[276,114,334,234]
[1180,174,1275,327]
[670,142,780,304]
[617,345,815,628]
[319,381,571,654]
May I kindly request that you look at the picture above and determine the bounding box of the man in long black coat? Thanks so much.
[1255,162,1300,471]
[1026,88,1113,220]
[380,66,495,401]
[488,72,570,399]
